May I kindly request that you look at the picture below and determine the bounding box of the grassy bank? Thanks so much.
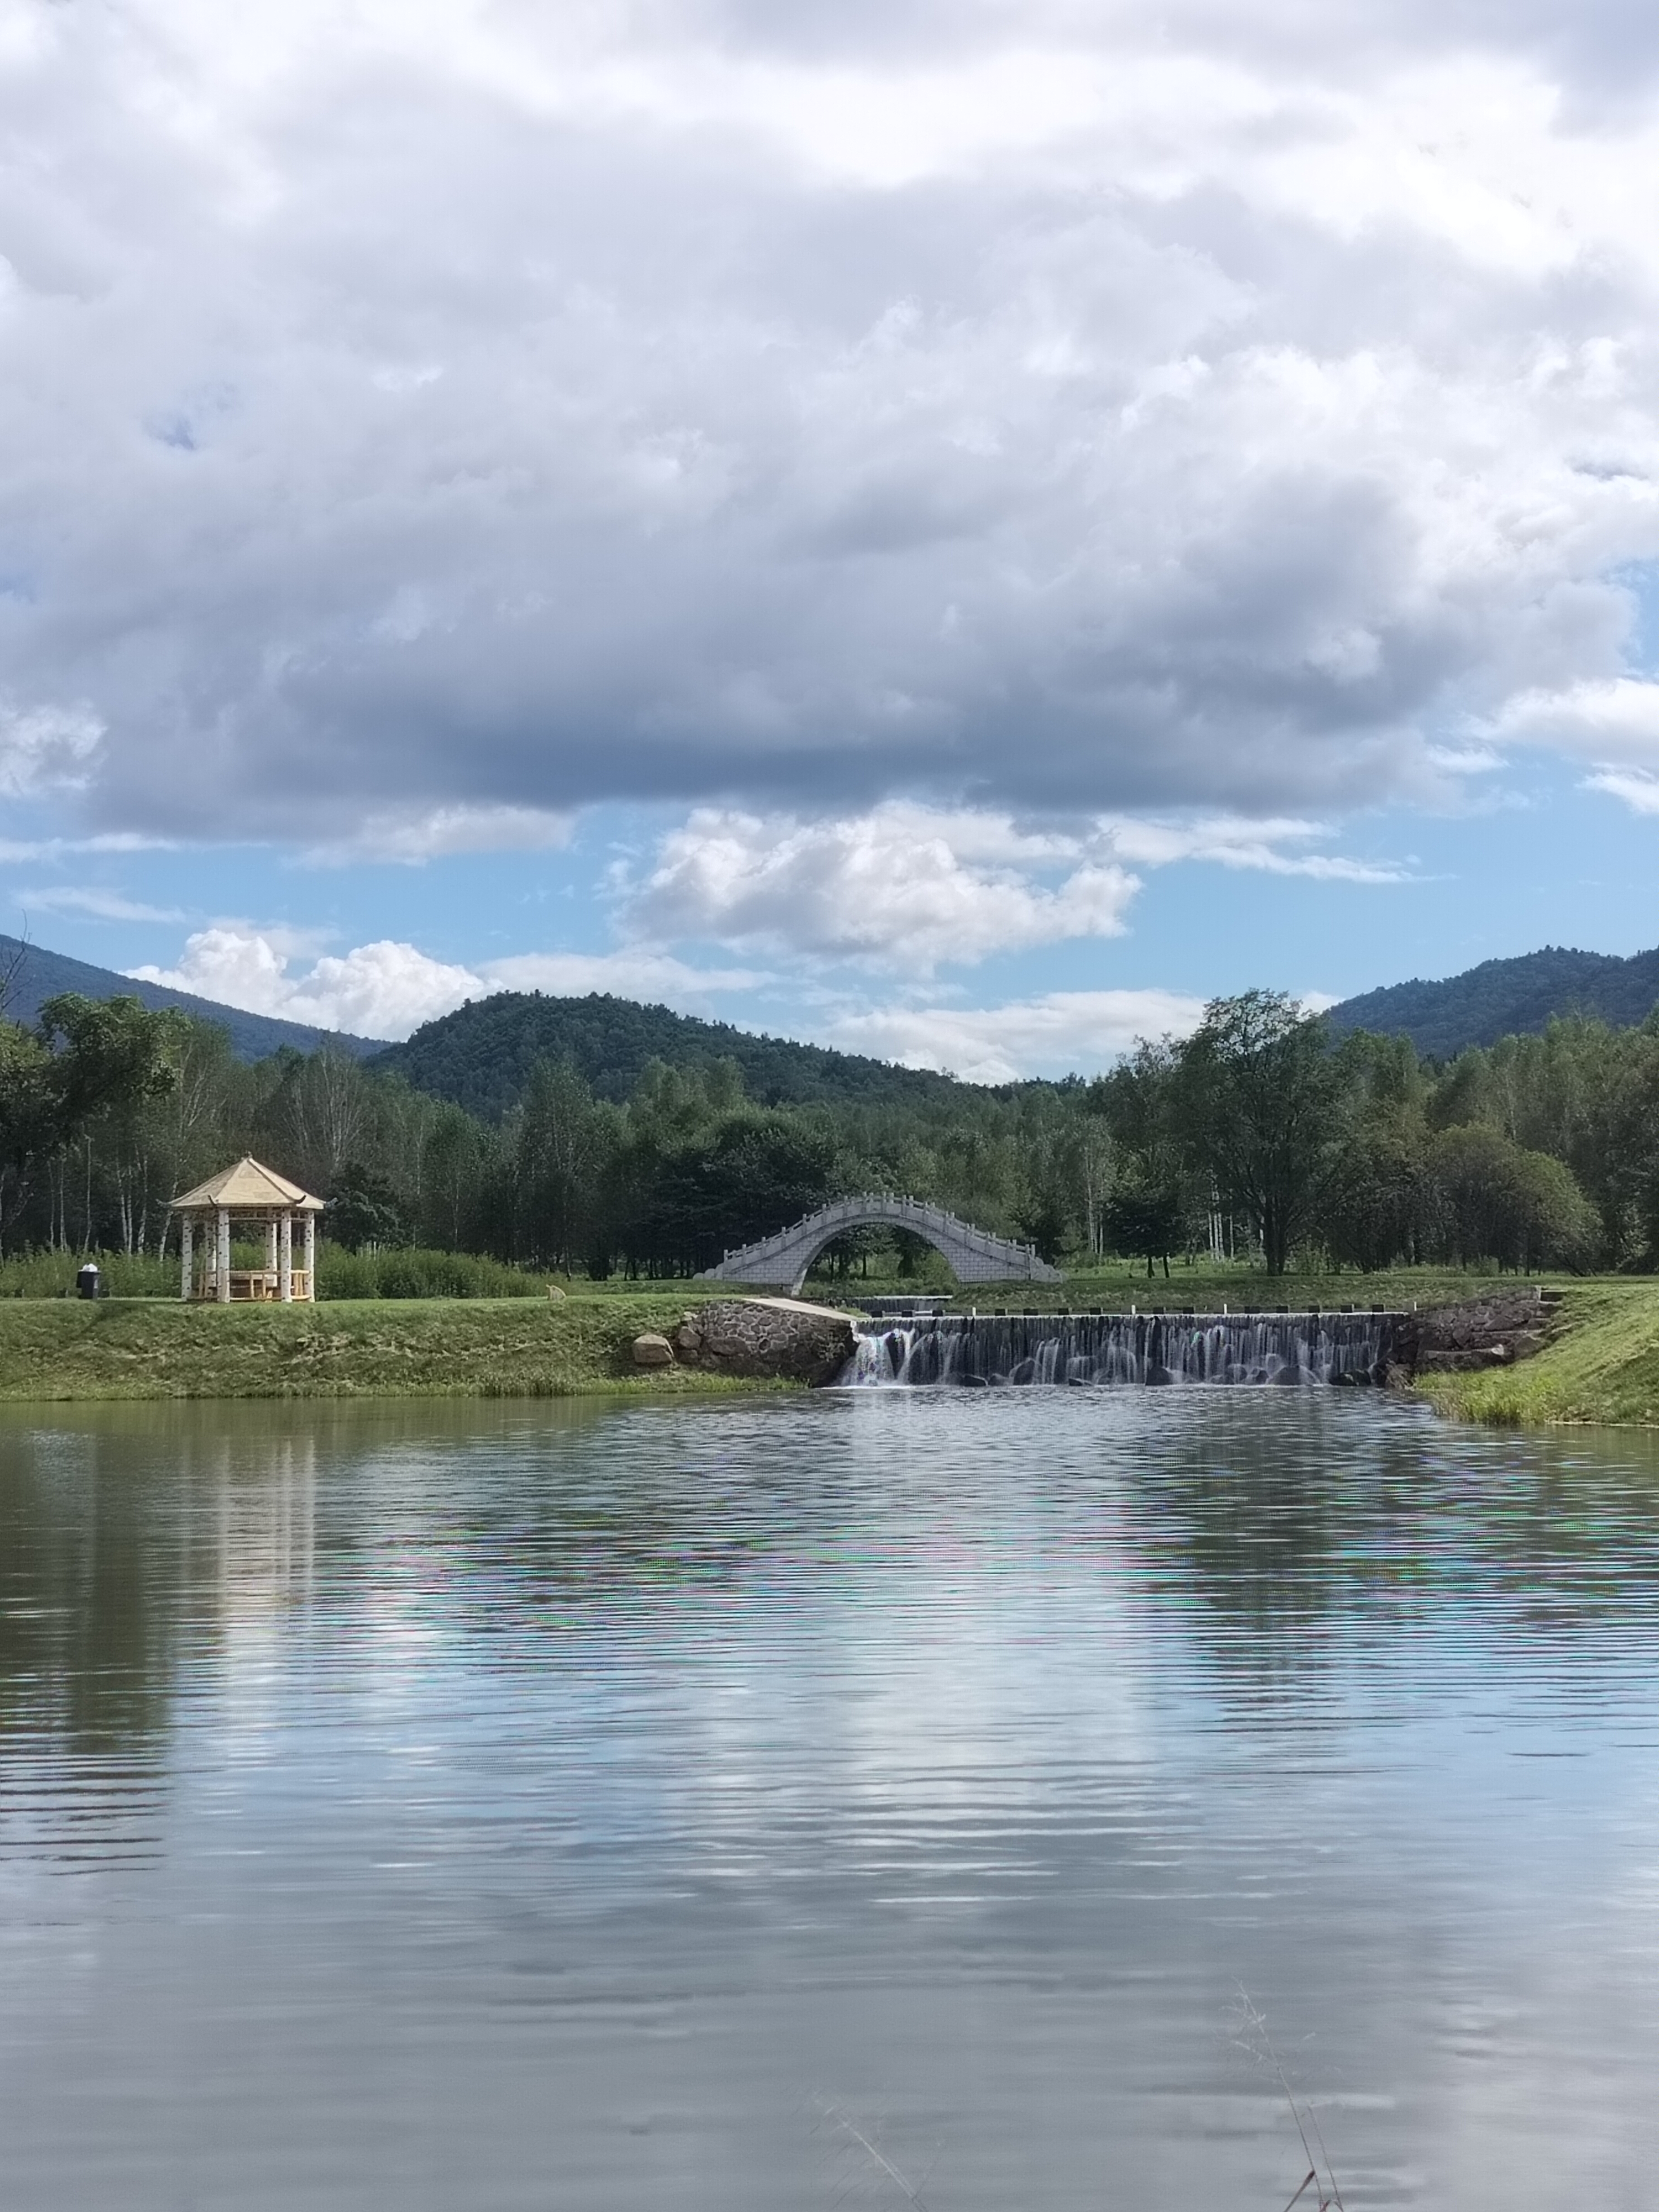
[0,1295,786,1401]
[1417,1280,1659,1428]
[6,1267,1646,1413]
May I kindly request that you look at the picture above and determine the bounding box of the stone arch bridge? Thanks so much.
[696,1193,1063,1298]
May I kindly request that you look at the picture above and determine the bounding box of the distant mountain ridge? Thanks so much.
[1327,944,1659,1058]
[7,929,1659,1094]
[368,991,973,1118]
[0,934,380,1063]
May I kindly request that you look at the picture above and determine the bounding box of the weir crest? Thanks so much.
[841,1310,1401,1387]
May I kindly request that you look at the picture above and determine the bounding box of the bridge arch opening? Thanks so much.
[791,1222,961,1299]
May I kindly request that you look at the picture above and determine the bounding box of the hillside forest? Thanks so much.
[4,982,1657,1282]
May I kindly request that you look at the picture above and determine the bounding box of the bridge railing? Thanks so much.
[709,1192,1045,1273]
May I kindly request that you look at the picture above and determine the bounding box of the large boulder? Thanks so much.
[631,1332,676,1368]
[674,1297,858,1385]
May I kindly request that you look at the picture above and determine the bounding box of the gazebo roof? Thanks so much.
[170,1156,326,1213]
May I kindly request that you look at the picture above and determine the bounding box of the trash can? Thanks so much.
[75,1263,101,1301]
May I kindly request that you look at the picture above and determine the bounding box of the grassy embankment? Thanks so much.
[0,1292,780,1402]
[0,1259,1480,1402]
[8,1261,1657,1417]
[1416,1279,1659,1428]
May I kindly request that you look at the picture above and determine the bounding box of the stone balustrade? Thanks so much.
[696,1193,1063,1297]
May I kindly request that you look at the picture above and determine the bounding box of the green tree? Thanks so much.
[326,1164,412,1251]
[23,996,189,1255]
[1426,1124,1596,1272]
[1175,991,1339,1275]
[1104,1166,1188,1279]
[638,1111,839,1275]
[1319,1129,1426,1271]
[0,1020,54,1256]
[511,1057,617,1270]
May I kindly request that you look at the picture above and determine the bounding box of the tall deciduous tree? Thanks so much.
[0,1020,53,1256]
[1176,991,1339,1276]
[1,995,187,1255]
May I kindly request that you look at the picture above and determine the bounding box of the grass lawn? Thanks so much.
[1416,1279,1659,1428]
[0,1293,789,1401]
[915,1264,1517,1313]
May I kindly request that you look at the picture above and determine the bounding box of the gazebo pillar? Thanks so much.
[304,1209,316,1298]
[265,1219,279,1277]
[279,1211,293,1302]
[217,1206,232,1304]
[180,1215,194,1301]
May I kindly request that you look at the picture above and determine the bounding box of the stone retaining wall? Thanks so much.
[1395,1287,1560,1378]
[635,1297,859,1385]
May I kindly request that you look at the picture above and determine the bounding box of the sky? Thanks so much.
[6,0,1659,1081]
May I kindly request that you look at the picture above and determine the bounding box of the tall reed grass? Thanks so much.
[315,1248,550,1298]
[0,1251,178,1298]
[0,1245,554,1300]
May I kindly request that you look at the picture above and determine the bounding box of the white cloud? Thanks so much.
[1098,815,1410,883]
[127,928,766,1037]
[487,950,766,999]
[623,804,1139,970]
[618,801,1404,968]
[129,930,482,1037]
[0,834,173,863]
[1584,766,1659,816]
[1496,679,1659,812]
[1496,677,1659,762]
[4,2,1659,846]
[0,705,103,799]
[16,886,185,923]
[827,990,1210,1084]
[304,805,575,867]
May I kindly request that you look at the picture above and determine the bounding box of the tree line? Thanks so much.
[2,984,1652,1277]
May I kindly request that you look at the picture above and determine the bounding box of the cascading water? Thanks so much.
[839,1310,1399,1387]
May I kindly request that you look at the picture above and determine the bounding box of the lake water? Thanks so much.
[4,1391,1659,2210]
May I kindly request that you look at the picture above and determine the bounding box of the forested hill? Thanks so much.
[369,992,972,1118]
[1327,945,1659,1060]
[0,933,379,1064]
[17,924,1659,1103]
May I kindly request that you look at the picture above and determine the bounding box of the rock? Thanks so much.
[674,1297,858,1385]
[673,1323,703,1353]
[1397,1289,1557,1379]
[631,1332,675,1368]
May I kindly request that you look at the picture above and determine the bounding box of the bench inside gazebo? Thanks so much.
[170,1157,326,1303]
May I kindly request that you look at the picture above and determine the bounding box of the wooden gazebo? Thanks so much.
[170,1157,325,1303]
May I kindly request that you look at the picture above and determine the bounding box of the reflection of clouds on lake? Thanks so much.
[6,1399,1659,2206]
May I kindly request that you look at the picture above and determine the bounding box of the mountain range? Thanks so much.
[1324,944,1659,1059]
[8,930,1659,1103]
[0,934,379,1063]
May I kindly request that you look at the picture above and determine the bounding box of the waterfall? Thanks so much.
[839,1311,1399,1388]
